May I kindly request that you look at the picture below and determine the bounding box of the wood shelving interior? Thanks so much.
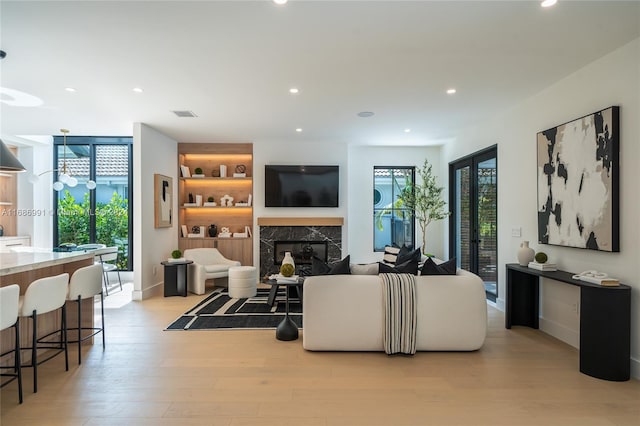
[177,143,253,265]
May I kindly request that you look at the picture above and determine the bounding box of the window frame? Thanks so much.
[53,135,133,270]
[373,166,415,252]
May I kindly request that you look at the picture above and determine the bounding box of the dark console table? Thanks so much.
[505,263,630,381]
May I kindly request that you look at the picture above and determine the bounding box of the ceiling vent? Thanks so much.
[171,110,197,118]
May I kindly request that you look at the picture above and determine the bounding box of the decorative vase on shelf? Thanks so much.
[208,224,218,237]
[517,241,535,266]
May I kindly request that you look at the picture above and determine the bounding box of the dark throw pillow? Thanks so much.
[420,257,457,275]
[396,247,421,265]
[312,255,351,275]
[378,258,419,275]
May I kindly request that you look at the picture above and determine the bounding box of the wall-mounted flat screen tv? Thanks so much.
[265,165,339,207]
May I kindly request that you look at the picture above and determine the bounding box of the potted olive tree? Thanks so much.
[399,159,449,251]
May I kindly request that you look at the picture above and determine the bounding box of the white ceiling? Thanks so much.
[1,0,639,147]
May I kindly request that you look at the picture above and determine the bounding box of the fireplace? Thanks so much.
[274,240,328,266]
[258,217,343,278]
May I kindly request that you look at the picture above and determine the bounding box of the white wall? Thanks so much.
[133,123,178,300]
[253,141,349,257]
[14,137,54,248]
[442,38,640,378]
[348,145,443,263]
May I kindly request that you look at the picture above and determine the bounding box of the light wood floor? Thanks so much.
[1,289,639,426]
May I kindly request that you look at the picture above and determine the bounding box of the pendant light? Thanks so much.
[0,139,26,172]
[31,129,97,190]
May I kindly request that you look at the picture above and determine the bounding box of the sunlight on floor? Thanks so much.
[95,281,134,310]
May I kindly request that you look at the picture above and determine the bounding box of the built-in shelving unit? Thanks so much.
[178,143,253,265]
[0,148,18,236]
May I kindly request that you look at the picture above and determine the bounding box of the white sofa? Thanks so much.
[183,248,241,295]
[302,269,487,351]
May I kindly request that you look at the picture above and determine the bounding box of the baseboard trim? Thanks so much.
[539,316,579,349]
[631,356,640,380]
[132,281,163,300]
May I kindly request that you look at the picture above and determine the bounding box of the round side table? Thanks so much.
[263,279,302,341]
[161,260,193,297]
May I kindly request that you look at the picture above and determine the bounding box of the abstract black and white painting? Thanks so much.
[537,106,619,252]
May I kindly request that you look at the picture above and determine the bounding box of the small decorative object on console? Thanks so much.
[534,252,548,263]
[527,261,557,271]
[517,241,535,266]
[571,270,620,286]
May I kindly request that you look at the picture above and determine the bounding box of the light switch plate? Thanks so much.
[511,227,522,237]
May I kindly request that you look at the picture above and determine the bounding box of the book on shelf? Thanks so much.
[192,174,205,178]
[180,165,191,177]
[187,233,203,238]
[233,173,246,178]
[183,202,197,207]
[245,225,252,237]
[232,232,248,238]
[203,202,217,207]
[195,194,202,206]
[528,262,557,271]
[181,225,188,238]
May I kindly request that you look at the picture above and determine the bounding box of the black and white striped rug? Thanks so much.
[165,287,302,330]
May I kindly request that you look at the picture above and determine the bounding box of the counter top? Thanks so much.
[0,249,95,277]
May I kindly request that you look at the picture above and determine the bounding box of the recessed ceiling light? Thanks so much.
[273,0,287,5]
[404,128,411,133]
[289,87,299,94]
[541,0,557,7]
[447,88,456,95]
[132,87,143,93]
[295,128,303,132]
[357,111,375,118]
[65,87,76,92]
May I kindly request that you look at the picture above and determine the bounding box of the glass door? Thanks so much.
[449,146,498,301]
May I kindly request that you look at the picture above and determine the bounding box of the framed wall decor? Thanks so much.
[536,106,619,252]
[154,174,173,228]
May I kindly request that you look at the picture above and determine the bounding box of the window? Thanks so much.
[373,167,415,251]
[53,136,133,270]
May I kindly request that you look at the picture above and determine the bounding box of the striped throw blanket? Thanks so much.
[380,273,417,355]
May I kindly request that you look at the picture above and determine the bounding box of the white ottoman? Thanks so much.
[228,266,258,299]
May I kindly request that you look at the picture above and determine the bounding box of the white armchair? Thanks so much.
[183,248,241,295]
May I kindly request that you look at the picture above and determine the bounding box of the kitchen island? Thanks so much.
[1,249,96,365]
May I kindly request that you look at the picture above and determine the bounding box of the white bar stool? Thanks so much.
[0,284,23,404]
[18,273,70,393]
[67,264,105,365]
[96,246,122,296]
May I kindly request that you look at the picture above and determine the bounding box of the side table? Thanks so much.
[263,279,303,341]
[161,260,193,297]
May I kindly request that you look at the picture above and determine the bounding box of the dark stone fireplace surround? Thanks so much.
[258,218,343,278]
